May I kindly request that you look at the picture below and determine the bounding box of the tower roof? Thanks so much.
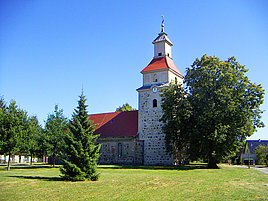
[152,32,173,46]
[152,16,173,46]
[153,15,173,46]
[141,56,184,78]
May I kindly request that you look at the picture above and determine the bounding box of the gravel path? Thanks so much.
[223,164,268,174]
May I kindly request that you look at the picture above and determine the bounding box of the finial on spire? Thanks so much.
[81,83,84,96]
[161,15,165,33]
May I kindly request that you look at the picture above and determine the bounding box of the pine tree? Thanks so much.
[60,93,101,181]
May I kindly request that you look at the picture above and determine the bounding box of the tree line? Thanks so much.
[0,94,100,181]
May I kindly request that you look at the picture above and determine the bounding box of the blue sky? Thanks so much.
[0,0,267,140]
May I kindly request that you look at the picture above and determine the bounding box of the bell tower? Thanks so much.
[153,18,173,59]
[137,18,184,165]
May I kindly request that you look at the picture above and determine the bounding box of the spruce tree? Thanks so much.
[60,93,101,181]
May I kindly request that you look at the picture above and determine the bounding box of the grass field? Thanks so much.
[0,164,267,200]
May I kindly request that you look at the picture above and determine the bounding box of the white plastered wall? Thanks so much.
[168,70,183,84]
[154,42,172,58]
[143,70,169,85]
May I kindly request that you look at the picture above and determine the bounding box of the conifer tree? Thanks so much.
[60,93,101,181]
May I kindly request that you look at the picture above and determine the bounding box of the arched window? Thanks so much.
[118,143,123,158]
[153,74,158,82]
[153,99,157,108]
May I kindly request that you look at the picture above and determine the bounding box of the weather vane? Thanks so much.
[161,15,165,32]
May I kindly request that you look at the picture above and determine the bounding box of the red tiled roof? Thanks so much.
[141,56,184,78]
[89,110,138,138]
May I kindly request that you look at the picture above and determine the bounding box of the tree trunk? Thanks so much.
[53,153,55,168]
[30,153,33,166]
[7,153,11,171]
[208,156,219,169]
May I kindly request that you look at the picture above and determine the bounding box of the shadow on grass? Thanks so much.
[0,164,61,170]
[98,164,213,171]
[1,164,218,172]
[8,175,63,181]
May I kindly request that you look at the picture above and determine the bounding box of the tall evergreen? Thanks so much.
[60,93,101,181]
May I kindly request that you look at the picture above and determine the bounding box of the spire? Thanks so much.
[161,15,165,33]
[152,16,172,45]
[152,16,173,58]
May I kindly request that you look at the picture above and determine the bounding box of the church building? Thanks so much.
[89,21,184,166]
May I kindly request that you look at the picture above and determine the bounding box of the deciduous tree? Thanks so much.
[20,116,43,165]
[116,103,136,112]
[0,100,28,170]
[45,105,68,167]
[161,83,191,165]
[254,145,268,165]
[161,55,264,168]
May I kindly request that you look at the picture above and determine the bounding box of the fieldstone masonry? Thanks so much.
[97,137,144,165]
[138,87,173,165]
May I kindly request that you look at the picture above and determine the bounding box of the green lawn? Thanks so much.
[0,164,267,200]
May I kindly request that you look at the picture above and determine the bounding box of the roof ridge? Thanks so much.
[164,56,169,67]
[99,114,107,127]
[166,56,184,78]
[141,56,184,78]
[141,57,168,73]
[90,111,121,116]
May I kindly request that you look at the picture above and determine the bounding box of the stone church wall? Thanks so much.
[135,140,144,165]
[97,137,144,165]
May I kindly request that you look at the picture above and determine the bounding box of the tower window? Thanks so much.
[158,53,162,56]
[153,74,158,82]
[153,99,157,108]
